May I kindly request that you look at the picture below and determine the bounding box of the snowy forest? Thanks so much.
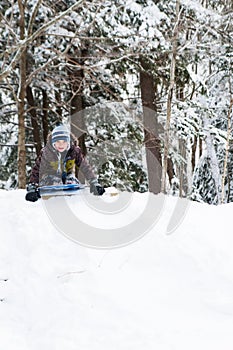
[0,0,232,205]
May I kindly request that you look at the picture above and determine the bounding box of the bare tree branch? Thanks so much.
[27,0,43,36]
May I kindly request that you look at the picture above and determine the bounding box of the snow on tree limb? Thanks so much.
[0,0,86,81]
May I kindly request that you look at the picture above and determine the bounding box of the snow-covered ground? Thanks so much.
[1,188,233,350]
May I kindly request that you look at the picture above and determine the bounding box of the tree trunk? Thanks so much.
[42,89,49,144]
[221,97,233,203]
[140,58,162,194]
[68,47,87,183]
[17,0,26,189]
[70,76,86,156]
[178,138,188,197]
[26,85,42,156]
[191,135,197,172]
[161,0,180,193]
[167,157,175,183]
[55,88,63,122]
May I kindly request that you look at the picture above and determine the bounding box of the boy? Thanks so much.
[25,124,105,202]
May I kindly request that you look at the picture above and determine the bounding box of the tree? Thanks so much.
[0,0,233,202]
[161,0,181,193]
[140,58,162,194]
[17,0,27,189]
[0,0,86,187]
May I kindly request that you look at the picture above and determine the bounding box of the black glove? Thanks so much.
[90,179,105,196]
[25,183,41,202]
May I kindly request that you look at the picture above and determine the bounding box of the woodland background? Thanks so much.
[0,0,232,204]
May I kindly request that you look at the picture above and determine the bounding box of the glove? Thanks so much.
[63,173,79,185]
[25,183,41,202]
[90,179,105,196]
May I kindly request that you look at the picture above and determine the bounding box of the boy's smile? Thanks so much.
[54,140,68,152]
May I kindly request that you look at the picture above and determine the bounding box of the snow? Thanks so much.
[1,188,233,349]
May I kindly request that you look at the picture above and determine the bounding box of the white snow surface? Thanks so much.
[1,189,233,349]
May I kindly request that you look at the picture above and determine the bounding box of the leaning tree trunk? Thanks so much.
[140,58,162,194]
[17,0,27,189]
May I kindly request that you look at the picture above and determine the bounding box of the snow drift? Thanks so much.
[1,189,233,350]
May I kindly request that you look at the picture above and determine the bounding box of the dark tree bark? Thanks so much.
[55,89,62,122]
[191,135,197,172]
[67,46,88,182]
[167,157,175,183]
[26,85,42,156]
[42,89,49,144]
[140,58,162,194]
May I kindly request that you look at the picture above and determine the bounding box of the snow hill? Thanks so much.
[1,189,233,350]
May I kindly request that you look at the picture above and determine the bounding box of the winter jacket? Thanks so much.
[29,136,96,185]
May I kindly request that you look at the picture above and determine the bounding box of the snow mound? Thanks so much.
[1,189,233,350]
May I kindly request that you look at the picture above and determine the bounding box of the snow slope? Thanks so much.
[1,189,233,350]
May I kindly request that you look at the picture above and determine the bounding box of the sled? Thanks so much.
[38,183,85,198]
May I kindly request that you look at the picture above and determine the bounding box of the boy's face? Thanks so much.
[54,140,68,152]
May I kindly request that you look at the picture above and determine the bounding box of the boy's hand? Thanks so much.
[90,179,105,196]
[65,173,79,184]
[25,183,41,202]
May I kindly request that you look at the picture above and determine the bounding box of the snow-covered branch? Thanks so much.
[0,0,86,81]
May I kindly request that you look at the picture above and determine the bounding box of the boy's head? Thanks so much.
[51,124,70,152]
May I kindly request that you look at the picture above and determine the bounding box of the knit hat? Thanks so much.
[51,124,70,148]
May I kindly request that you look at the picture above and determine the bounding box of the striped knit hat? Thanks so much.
[51,124,70,148]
